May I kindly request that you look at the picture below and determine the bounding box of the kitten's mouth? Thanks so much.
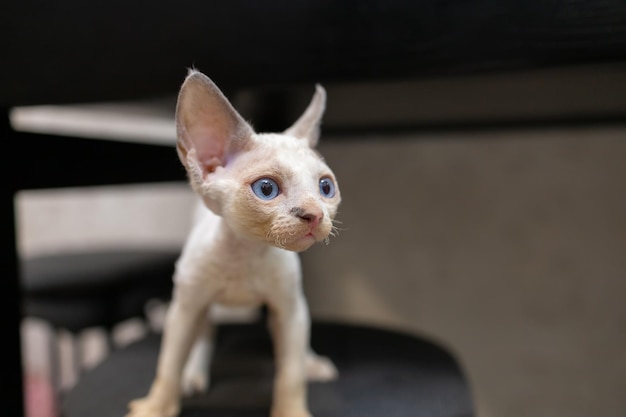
[278,229,326,252]
[289,233,318,252]
[265,220,331,252]
[296,230,318,243]
[305,223,329,241]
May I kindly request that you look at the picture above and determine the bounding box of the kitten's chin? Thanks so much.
[285,235,318,252]
[264,232,319,252]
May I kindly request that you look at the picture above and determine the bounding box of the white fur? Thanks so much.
[126,70,340,417]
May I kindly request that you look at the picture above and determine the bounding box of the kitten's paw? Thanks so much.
[180,371,209,397]
[306,353,338,382]
[126,397,179,417]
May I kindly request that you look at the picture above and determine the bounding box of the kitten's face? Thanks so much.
[175,70,341,252]
[210,134,340,252]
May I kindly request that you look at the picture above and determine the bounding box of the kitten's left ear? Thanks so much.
[284,84,326,148]
[175,69,254,179]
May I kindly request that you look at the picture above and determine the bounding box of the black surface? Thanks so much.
[1,113,25,417]
[22,250,179,332]
[10,130,186,191]
[63,322,474,417]
[4,1,626,105]
[22,250,179,296]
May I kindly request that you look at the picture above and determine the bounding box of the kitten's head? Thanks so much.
[175,70,341,252]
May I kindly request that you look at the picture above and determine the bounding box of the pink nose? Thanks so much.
[293,208,323,228]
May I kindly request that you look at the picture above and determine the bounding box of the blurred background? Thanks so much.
[5,2,626,417]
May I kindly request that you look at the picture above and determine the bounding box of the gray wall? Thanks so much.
[303,127,626,417]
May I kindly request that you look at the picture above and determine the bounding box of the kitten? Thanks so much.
[126,69,341,417]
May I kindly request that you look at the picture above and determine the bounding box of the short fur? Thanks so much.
[126,70,341,417]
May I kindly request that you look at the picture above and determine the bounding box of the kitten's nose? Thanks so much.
[292,207,323,228]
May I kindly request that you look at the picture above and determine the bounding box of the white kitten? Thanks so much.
[126,69,341,417]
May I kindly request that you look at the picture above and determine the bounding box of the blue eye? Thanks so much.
[319,177,336,198]
[252,178,280,200]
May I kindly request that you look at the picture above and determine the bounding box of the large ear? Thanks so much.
[283,84,326,148]
[175,69,254,178]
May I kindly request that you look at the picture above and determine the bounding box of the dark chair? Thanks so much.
[61,321,474,417]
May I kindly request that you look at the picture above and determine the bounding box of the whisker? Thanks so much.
[329,220,345,237]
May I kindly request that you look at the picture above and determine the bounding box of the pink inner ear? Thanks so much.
[188,126,228,173]
[176,72,254,175]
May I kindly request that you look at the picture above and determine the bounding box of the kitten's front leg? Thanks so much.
[267,290,313,417]
[126,283,211,417]
[181,313,214,396]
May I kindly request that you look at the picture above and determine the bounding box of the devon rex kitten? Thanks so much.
[126,70,341,417]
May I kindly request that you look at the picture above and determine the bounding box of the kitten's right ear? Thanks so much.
[284,84,326,148]
[175,69,254,180]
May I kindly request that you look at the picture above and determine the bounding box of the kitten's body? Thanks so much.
[126,70,340,417]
